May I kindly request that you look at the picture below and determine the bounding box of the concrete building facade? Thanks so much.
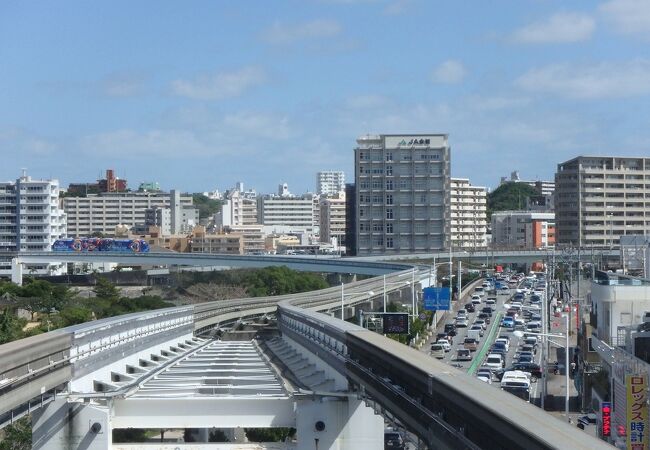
[450,178,487,250]
[354,134,450,255]
[491,211,555,249]
[257,195,315,230]
[556,156,650,248]
[0,172,66,275]
[320,192,346,249]
[317,171,345,196]
[63,192,193,237]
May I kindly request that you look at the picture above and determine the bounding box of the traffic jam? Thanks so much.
[430,271,549,403]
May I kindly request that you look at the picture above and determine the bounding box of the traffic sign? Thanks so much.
[423,287,451,311]
[419,312,427,321]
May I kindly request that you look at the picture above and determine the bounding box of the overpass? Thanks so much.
[0,253,612,449]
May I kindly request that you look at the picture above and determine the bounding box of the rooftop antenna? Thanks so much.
[21,168,27,178]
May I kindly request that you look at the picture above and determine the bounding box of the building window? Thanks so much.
[386,152,393,161]
[359,208,365,217]
[386,237,394,248]
[386,208,393,219]
[386,165,393,176]
[386,223,393,233]
[386,180,394,190]
[386,194,393,205]
[374,236,384,246]
[373,222,384,232]
[372,180,382,189]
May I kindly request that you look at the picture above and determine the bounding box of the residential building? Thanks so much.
[215,187,258,230]
[490,211,555,249]
[500,171,555,196]
[555,156,650,248]
[257,192,315,230]
[619,235,650,278]
[226,224,265,254]
[317,171,345,196]
[0,171,66,275]
[144,198,198,236]
[191,230,244,255]
[450,178,487,250]
[67,169,127,196]
[354,134,450,255]
[63,191,193,237]
[320,192,346,249]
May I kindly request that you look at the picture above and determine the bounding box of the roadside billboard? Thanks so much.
[626,374,649,450]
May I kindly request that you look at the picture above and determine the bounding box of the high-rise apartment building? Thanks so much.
[354,134,450,255]
[215,186,258,231]
[317,171,345,196]
[0,171,66,275]
[63,191,193,237]
[320,192,346,248]
[555,156,650,248]
[450,178,487,250]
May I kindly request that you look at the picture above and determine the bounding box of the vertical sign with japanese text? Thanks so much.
[602,402,612,437]
[626,374,649,450]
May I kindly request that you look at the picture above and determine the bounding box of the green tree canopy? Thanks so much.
[487,182,538,219]
[192,193,222,220]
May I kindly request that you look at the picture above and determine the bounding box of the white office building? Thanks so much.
[257,193,316,230]
[450,178,487,250]
[491,211,555,249]
[0,171,66,275]
[355,134,451,255]
[317,171,345,196]
[63,191,193,237]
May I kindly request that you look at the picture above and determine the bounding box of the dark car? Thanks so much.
[444,323,456,334]
[481,306,493,316]
[464,302,476,313]
[520,343,537,355]
[511,362,543,380]
[384,431,405,450]
[477,312,491,324]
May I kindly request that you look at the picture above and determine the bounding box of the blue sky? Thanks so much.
[1,0,649,194]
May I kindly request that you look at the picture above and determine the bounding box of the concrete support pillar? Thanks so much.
[296,396,383,450]
[11,258,22,286]
[32,399,111,450]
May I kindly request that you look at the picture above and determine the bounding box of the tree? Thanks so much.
[487,182,538,219]
[93,278,120,302]
[192,193,222,220]
[244,428,295,442]
[0,309,26,345]
[0,417,31,450]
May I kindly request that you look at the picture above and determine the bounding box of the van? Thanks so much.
[456,348,472,361]
[467,328,481,341]
[464,337,478,351]
[430,344,445,359]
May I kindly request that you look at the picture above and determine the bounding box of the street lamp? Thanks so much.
[340,282,375,320]
[513,313,570,423]
[382,275,411,313]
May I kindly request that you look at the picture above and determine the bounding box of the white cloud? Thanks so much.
[431,60,466,84]
[0,128,57,156]
[101,73,146,97]
[222,112,293,140]
[512,12,595,43]
[599,0,650,38]
[171,66,266,101]
[262,19,342,45]
[344,94,389,109]
[79,129,219,158]
[515,59,650,99]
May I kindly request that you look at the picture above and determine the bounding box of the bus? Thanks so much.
[500,370,531,402]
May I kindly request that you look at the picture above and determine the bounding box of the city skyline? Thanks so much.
[1,1,649,193]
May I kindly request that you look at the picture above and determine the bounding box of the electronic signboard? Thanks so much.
[382,313,410,335]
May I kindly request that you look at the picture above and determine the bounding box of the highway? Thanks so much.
[0,254,612,449]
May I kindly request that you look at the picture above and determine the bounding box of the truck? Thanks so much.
[467,328,481,341]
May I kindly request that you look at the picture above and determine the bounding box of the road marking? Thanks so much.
[467,311,503,376]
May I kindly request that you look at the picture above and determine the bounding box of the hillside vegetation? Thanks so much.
[487,182,538,219]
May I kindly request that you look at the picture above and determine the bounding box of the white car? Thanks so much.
[484,353,504,370]
[436,339,451,352]
[477,374,492,384]
[471,295,482,305]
